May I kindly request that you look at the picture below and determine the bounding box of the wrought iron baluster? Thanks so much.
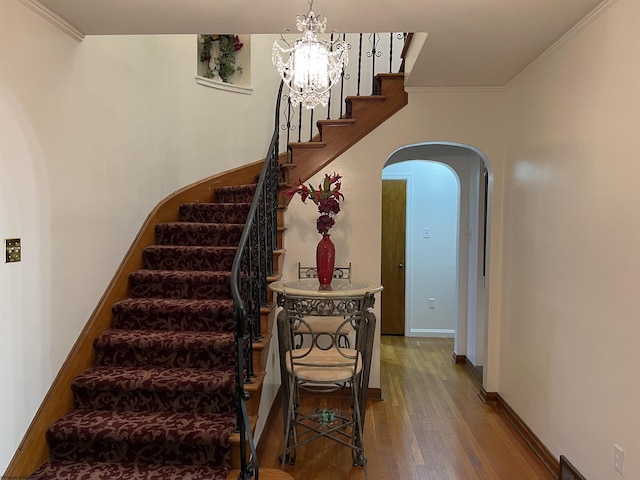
[357,33,363,96]
[367,33,382,94]
[389,32,393,73]
[340,34,350,117]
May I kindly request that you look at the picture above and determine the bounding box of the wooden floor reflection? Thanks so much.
[257,336,553,480]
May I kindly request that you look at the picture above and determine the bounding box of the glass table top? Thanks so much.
[269,278,383,297]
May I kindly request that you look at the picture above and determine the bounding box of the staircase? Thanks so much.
[282,73,408,185]
[5,70,408,480]
[29,184,267,480]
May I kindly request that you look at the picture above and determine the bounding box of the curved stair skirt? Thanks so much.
[24,183,273,480]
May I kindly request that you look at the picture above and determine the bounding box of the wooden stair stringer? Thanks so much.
[285,73,407,186]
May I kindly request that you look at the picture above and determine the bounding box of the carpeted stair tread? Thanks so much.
[95,329,234,350]
[143,245,237,271]
[94,330,235,369]
[47,410,235,465]
[72,366,235,414]
[214,184,257,204]
[155,222,245,247]
[179,203,251,224]
[48,409,235,445]
[112,298,234,332]
[36,181,263,478]
[73,366,234,392]
[128,270,231,300]
[31,460,230,480]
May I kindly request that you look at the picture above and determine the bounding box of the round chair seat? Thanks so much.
[286,348,362,383]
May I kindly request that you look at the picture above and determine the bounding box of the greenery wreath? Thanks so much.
[199,34,244,83]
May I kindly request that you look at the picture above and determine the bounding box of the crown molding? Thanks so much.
[506,0,620,89]
[407,0,620,94]
[17,0,84,41]
[405,85,508,94]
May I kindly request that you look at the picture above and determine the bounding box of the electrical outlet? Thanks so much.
[615,444,624,475]
[5,238,21,263]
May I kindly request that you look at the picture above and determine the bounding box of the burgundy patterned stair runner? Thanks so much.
[31,184,257,480]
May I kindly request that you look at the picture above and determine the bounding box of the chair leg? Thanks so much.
[350,377,367,479]
[281,377,298,468]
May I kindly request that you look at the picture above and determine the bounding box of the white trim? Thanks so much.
[506,0,621,88]
[410,329,455,338]
[405,0,620,93]
[17,0,84,41]
[405,85,507,94]
[195,75,253,95]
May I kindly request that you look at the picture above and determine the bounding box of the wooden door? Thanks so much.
[381,180,406,335]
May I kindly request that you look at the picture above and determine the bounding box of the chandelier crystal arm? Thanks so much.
[273,0,349,109]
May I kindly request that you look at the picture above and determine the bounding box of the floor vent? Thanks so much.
[560,455,587,480]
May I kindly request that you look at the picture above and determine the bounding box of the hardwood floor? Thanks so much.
[257,336,554,480]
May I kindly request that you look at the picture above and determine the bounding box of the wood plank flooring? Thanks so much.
[257,336,554,480]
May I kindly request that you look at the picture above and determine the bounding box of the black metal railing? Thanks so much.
[229,32,410,479]
[278,32,407,156]
[230,81,284,480]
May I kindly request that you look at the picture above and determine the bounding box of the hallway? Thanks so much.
[258,336,553,479]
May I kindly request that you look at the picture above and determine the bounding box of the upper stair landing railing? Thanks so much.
[278,32,408,155]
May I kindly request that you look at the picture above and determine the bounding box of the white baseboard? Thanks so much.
[409,328,455,338]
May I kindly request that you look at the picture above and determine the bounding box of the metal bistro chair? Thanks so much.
[277,291,376,478]
[296,262,352,348]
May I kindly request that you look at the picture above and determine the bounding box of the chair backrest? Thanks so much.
[297,262,352,280]
[276,291,376,387]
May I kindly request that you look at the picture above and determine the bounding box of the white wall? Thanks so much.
[0,2,281,470]
[282,91,507,390]
[500,0,640,478]
[13,1,637,477]
[382,161,459,337]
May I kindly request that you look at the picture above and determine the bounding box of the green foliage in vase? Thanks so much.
[199,34,244,83]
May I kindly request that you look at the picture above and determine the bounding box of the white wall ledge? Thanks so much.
[194,75,253,95]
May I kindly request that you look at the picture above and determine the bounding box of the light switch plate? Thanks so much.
[5,238,21,263]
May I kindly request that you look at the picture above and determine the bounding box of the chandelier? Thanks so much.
[272,0,349,109]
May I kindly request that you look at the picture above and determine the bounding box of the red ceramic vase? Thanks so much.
[316,234,335,286]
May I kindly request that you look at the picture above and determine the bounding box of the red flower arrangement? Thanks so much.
[285,173,344,235]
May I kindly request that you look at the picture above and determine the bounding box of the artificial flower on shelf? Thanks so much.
[285,172,344,235]
[285,173,344,285]
[199,34,244,83]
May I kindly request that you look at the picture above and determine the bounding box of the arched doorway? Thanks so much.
[381,142,492,379]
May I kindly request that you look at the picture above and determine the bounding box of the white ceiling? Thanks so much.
[30,0,607,87]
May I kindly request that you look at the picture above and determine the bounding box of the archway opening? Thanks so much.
[381,142,492,380]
